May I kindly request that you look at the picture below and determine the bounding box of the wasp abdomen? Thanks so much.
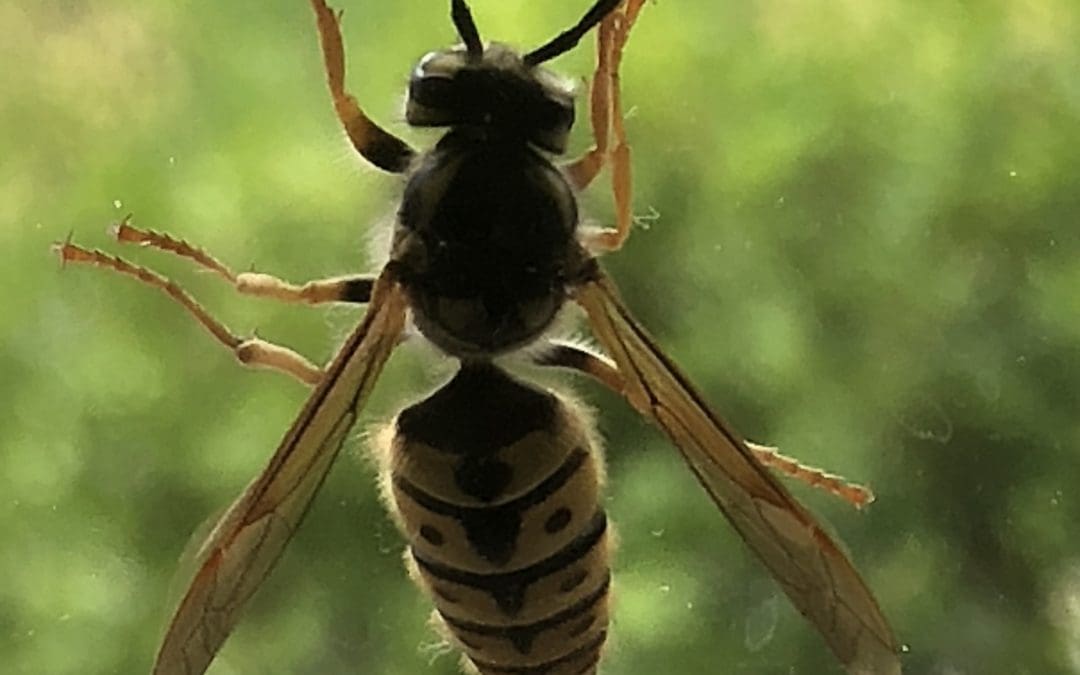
[378,363,611,674]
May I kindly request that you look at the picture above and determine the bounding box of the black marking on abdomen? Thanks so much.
[396,448,587,566]
[454,456,515,503]
[544,507,572,534]
[434,586,461,605]
[566,613,595,639]
[558,569,589,594]
[440,575,610,656]
[471,630,607,675]
[397,363,558,457]
[420,524,445,546]
[412,510,607,616]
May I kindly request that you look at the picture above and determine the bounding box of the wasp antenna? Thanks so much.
[523,0,622,66]
[451,0,483,61]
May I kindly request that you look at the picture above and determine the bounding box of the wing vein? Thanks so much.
[152,271,407,675]
[573,272,901,675]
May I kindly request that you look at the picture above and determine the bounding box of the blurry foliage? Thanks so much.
[3,0,1080,673]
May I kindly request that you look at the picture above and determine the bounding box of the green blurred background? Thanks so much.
[4,0,1079,673]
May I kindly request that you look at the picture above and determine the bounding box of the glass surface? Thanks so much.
[4,1,1079,673]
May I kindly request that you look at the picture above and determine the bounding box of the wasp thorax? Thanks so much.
[394,120,586,358]
[406,44,575,154]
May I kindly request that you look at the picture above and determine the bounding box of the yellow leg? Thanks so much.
[112,217,374,305]
[54,235,323,386]
[564,0,646,253]
[534,340,875,508]
[310,0,416,173]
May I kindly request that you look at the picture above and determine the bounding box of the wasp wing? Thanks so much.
[152,273,408,675]
[573,271,900,675]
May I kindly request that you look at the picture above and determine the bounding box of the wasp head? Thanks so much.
[404,0,622,154]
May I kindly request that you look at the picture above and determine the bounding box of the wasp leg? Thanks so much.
[53,238,324,386]
[565,0,645,253]
[534,340,875,508]
[110,217,373,305]
[740,444,875,508]
[311,0,416,174]
[562,16,614,191]
[234,272,372,305]
[532,341,625,393]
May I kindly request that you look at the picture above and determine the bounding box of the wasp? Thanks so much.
[55,0,901,673]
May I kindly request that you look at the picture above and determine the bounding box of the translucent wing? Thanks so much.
[573,270,901,675]
[153,272,408,675]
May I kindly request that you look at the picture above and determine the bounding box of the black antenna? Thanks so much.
[523,0,622,66]
[452,0,483,61]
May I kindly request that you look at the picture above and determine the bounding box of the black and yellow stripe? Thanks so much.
[376,363,612,674]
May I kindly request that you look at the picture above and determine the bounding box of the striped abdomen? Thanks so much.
[376,363,612,675]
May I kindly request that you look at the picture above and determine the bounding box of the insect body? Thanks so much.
[377,6,615,670]
[382,364,611,674]
[56,0,902,673]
